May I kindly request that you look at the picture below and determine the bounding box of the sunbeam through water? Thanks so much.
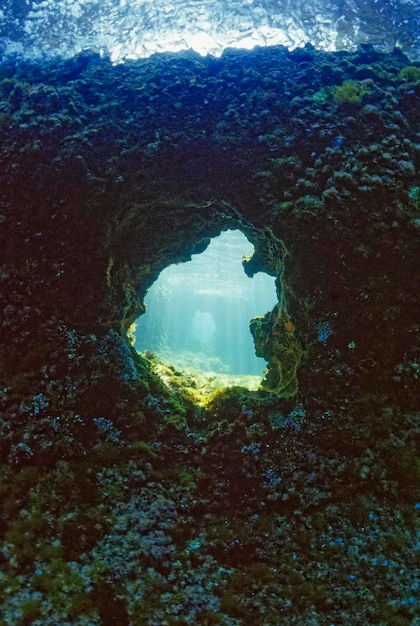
[134,229,278,385]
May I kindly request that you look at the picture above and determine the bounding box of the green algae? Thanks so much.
[331,79,369,105]
[398,65,420,82]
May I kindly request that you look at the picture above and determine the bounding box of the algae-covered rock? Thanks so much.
[250,307,302,396]
[0,44,419,625]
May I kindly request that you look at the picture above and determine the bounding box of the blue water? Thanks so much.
[135,229,278,376]
[0,0,418,62]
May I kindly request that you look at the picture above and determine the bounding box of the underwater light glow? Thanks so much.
[134,229,278,378]
[0,0,418,62]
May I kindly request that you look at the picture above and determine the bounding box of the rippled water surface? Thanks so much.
[0,0,418,61]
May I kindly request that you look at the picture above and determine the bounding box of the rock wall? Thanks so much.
[0,44,419,624]
[1,45,418,434]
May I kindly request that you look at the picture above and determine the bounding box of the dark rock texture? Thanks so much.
[0,44,419,624]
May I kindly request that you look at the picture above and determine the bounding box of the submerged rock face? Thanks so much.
[0,45,419,624]
[1,45,418,413]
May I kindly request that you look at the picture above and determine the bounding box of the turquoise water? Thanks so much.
[135,229,278,376]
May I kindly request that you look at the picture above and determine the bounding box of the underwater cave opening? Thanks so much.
[132,229,278,389]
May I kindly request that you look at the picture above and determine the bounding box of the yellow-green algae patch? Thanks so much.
[143,351,262,407]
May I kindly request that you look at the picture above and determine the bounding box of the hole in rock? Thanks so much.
[133,230,278,390]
